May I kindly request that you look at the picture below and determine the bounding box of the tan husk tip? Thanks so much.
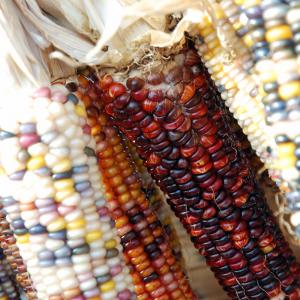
[0,0,241,87]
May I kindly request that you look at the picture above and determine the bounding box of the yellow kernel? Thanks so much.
[47,217,66,232]
[203,52,214,61]
[104,239,117,249]
[278,81,300,100]
[75,105,87,117]
[214,8,224,19]
[52,159,72,173]
[54,179,74,190]
[224,81,236,90]
[55,189,75,202]
[260,71,276,84]
[211,64,222,73]
[67,218,86,230]
[261,245,274,254]
[266,25,293,43]
[207,39,220,50]
[278,142,296,157]
[27,156,45,171]
[0,167,4,175]
[232,21,243,31]
[244,34,254,48]
[199,26,214,37]
[242,0,261,8]
[86,231,102,243]
[16,234,30,244]
[100,280,115,293]
[91,125,102,136]
[246,123,258,134]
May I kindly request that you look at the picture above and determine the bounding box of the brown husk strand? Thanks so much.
[66,79,196,300]
[92,46,300,300]
[0,204,37,299]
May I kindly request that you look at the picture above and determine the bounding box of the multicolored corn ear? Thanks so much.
[96,46,300,299]
[66,78,196,300]
[194,12,275,167]
[217,0,300,240]
[0,86,135,299]
[0,204,36,299]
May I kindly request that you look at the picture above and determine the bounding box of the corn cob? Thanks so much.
[67,78,195,300]
[197,58,300,290]
[0,204,36,299]
[233,0,300,239]
[194,14,275,166]
[219,0,270,63]
[96,46,300,299]
[0,86,134,299]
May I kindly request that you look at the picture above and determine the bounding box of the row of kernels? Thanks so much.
[195,18,274,164]
[212,1,253,70]
[257,0,300,239]
[0,86,134,299]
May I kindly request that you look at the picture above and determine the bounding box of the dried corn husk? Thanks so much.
[1,0,254,80]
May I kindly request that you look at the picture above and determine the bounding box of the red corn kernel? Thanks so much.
[146,153,161,166]
[234,194,248,207]
[258,234,274,247]
[223,276,237,287]
[231,231,248,241]
[266,285,281,298]
[108,82,126,98]
[126,77,145,91]
[132,88,149,101]
[147,72,164,85]
[142,99,158,112]
[164,115,185,130]
[179,84,196,104]
[232,221,247,233]
[285,290,300,300]
[203,206,217,219]
[220,220,238,232]
[191,154,211,168]
[233,237,249,249]
[199,135,217,148]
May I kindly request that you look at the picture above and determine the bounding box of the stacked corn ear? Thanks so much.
[66,77,196,300]
[194,10,275,167]
[0,86,135,299]
[0,204,36,299]
[97,46,300,299]
[218,0,300,241]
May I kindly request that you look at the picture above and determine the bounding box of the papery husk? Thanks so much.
[10,0,211,69]
[1,0,245,80]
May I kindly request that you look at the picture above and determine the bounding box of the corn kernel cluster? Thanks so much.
[0,87,134,299]
[99,47,300,299]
